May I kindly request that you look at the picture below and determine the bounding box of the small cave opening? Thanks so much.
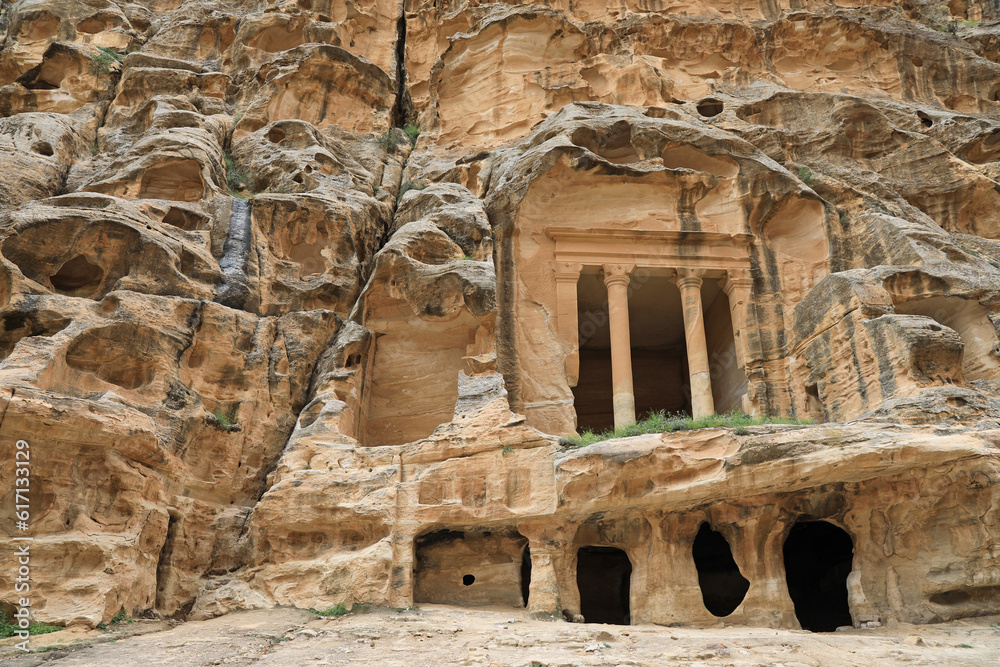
[50,254,104,296]
[576,546,631,625]
[804,384,825,423]
[917,111,933,128]
[32,141,54,156]
[692,523,750,617]
[696,98,724,117]
[521,545,531,607]
[783,521,854,632]
[414,529,528,607]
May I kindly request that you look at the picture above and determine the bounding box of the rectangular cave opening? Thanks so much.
[571,273,746,433]
[576,545,632,624]
[357,328,468,446]
[413,529,530,608]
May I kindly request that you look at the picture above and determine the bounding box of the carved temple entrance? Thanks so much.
[548,228,753,430]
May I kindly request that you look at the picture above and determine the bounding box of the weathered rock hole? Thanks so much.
[947,396,968,407]
[577,546,631,625]
[696,98,724,117]
[783,521,853,632]
[50,255,104,297]
[32,142,54,156]
[161,206,205,231]
[65,324,159,390]
[930,585,1000,607]
[917,111,933,128]
[292,173,304,184]
[462,574,475,586]
[138,160,206,201]
[571,121,639,163]
[266,126,286,143]
[0,312,72,359]
[76,17,108,34]
[662,144,739,178]
[19,12,59,41]
[692,523,750,617]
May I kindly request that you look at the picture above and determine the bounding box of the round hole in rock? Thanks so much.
[577,546,631,624]
[32,141,54,156]
[267,126,286,143]
[50,255,104,296]
[696,98,724,117]
[783,521,854,632]
[692,523,750,617]
[463,574,475,586]
[917,111,933,128]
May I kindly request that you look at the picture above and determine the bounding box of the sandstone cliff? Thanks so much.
[1,0,999,634]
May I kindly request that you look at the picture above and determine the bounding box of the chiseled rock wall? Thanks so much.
[0,0,998,632]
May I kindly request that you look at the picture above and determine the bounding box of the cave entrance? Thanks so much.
[692,522,750,617]
[571,272,745,433]
[576,546,631,624]
[521,545,531,607]
[414,529,529,608]
[783,521,854,632]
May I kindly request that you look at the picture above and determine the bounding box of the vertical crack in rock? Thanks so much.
[390,8,412,128]
[214,199,253,309]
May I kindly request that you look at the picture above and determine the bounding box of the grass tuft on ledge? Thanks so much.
[562,410,811,447]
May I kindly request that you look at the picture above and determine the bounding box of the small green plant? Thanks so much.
[397,180,425,203]
[733,426,750,436]
[0,610,63,638]
[96,608,132,631]
[564,411,812,447]
[501,444,514,456]
[88,46,123,74]
[90,142,99,156]
[461,254,473,261]
[797,166,816,186]
[313,603,348,617]
[958,643,973,648]
[212,409,240,432]
[403,123,420,144]
[224,151,252,198]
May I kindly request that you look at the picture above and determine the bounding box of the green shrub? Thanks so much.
[313,603,348,617]
[563,410,811,447]
[88,46,123,74]
[797,166,816,186]
[403,123,420,144]
[0,610,63,638]
[224,152,252,198]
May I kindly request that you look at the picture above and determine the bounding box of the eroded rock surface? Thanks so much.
[1,0,1000,639]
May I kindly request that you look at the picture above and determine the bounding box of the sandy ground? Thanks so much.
[2,605,1000,666]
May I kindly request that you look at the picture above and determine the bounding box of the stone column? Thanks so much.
[554,263,583,385]
[603,263,636,428]
[676,268,715,418]
[720,269,758,415]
